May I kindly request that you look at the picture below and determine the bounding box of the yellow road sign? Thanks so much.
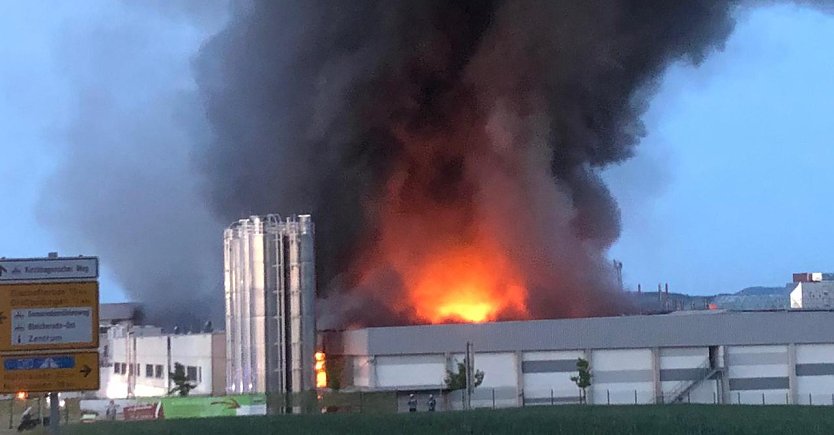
[0,282,99,352]
[0,351,99,393]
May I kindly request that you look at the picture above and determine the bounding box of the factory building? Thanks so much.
[338,310,834,408]
[224,214,316,395]
[789,272,834,309]
[99,325,226,399]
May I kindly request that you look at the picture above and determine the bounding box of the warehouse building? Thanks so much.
[339,310,834,408]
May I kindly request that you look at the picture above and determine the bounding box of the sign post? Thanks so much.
[0,255,99,435]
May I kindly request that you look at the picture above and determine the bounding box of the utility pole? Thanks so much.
[465,342,474,410]
[48,393,59,435]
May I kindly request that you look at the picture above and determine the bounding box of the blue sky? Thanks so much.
[1,3,832,301]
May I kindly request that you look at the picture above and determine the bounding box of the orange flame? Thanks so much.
[408,244,528,323]
[356,131,534,325]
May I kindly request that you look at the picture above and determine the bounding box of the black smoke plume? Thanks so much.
[194,1,746,327]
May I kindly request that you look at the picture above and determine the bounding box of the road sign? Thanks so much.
[0,257,98,282]
[0,282,98,351]
[0,351,99,393]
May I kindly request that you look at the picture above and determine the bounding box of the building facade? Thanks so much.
[100,325,226,399]
[339,311,834,409]
[789,273,834,309]
[224,214,316,395]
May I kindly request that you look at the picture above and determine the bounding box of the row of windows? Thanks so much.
[112,362,202,382]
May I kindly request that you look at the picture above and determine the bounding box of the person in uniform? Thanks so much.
[427,394,437,412]
[408,394,418,412]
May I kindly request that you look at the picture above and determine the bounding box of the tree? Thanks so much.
[444,359,484,391]
[168,362,196,396]
[570,358,592,404]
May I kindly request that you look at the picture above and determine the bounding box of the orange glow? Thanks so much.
[16,392,27,400]
[314,352,327,388]
[354,130,534,325]
[316,371,327,389]
[407,245,528,323]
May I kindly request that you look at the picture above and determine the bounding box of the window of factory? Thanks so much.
[186,366,198,382]
[155,365,164,379]
[145,364,153,378]
[198,366,202,382]
[113,363,120,374]
[127,364,133,376]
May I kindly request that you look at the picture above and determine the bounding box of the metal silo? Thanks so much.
[224,214,317,397]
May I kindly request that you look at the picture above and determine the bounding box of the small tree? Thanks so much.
[444,359,484,391]
[168,362,196,396]
[570,358,592,404]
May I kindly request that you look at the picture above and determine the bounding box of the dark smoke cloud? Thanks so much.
[38,0,228,326]
[194,0,748,327]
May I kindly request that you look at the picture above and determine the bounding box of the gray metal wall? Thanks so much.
[343,311,834,356]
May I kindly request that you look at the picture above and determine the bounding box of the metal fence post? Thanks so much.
[761,393,765,405]
[737,392,741,404]
[809,393,812,405]
[607,389,610,405]
[687,392,691,404]
[550,389,554,406]
[8,399,13,429]
[634,390,638,404]
[492,388,496,409]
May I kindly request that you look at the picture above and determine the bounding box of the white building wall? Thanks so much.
[521,350,586,405]
[659,347,718,404]
[375,355,446,388]
[726,345,790,405]
[448,352,517,408]
[591,349,654,404]
[103,332,219,399]
[795,344,834,405]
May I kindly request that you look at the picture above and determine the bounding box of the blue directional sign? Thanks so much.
[3,355,76,371]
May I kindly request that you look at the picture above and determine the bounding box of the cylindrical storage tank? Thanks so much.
[298,215,316,392]
[224,214,317,397]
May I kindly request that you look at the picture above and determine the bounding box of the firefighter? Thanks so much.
[427,394,437,412]
[408,394,418,412]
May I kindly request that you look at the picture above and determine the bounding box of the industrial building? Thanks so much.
[223,214,316,395]
[99,324,226,399]
[789,272,834,309]
[338,310,834,408]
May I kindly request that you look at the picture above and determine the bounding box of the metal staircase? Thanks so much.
[664,360,723,404]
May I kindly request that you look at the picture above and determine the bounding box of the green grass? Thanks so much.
[62,405,834,435]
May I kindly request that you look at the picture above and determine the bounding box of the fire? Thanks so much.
[314,352,327,388]
[356,130,534,325]
[406,244,529,324]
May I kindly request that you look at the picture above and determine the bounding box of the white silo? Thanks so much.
[224,214,316,396]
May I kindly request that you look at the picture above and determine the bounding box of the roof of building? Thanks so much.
[100,302,142,323]
[342,310,834,356]
[711,294,788,310]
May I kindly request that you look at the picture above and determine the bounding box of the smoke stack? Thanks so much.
[637,283,641,295]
